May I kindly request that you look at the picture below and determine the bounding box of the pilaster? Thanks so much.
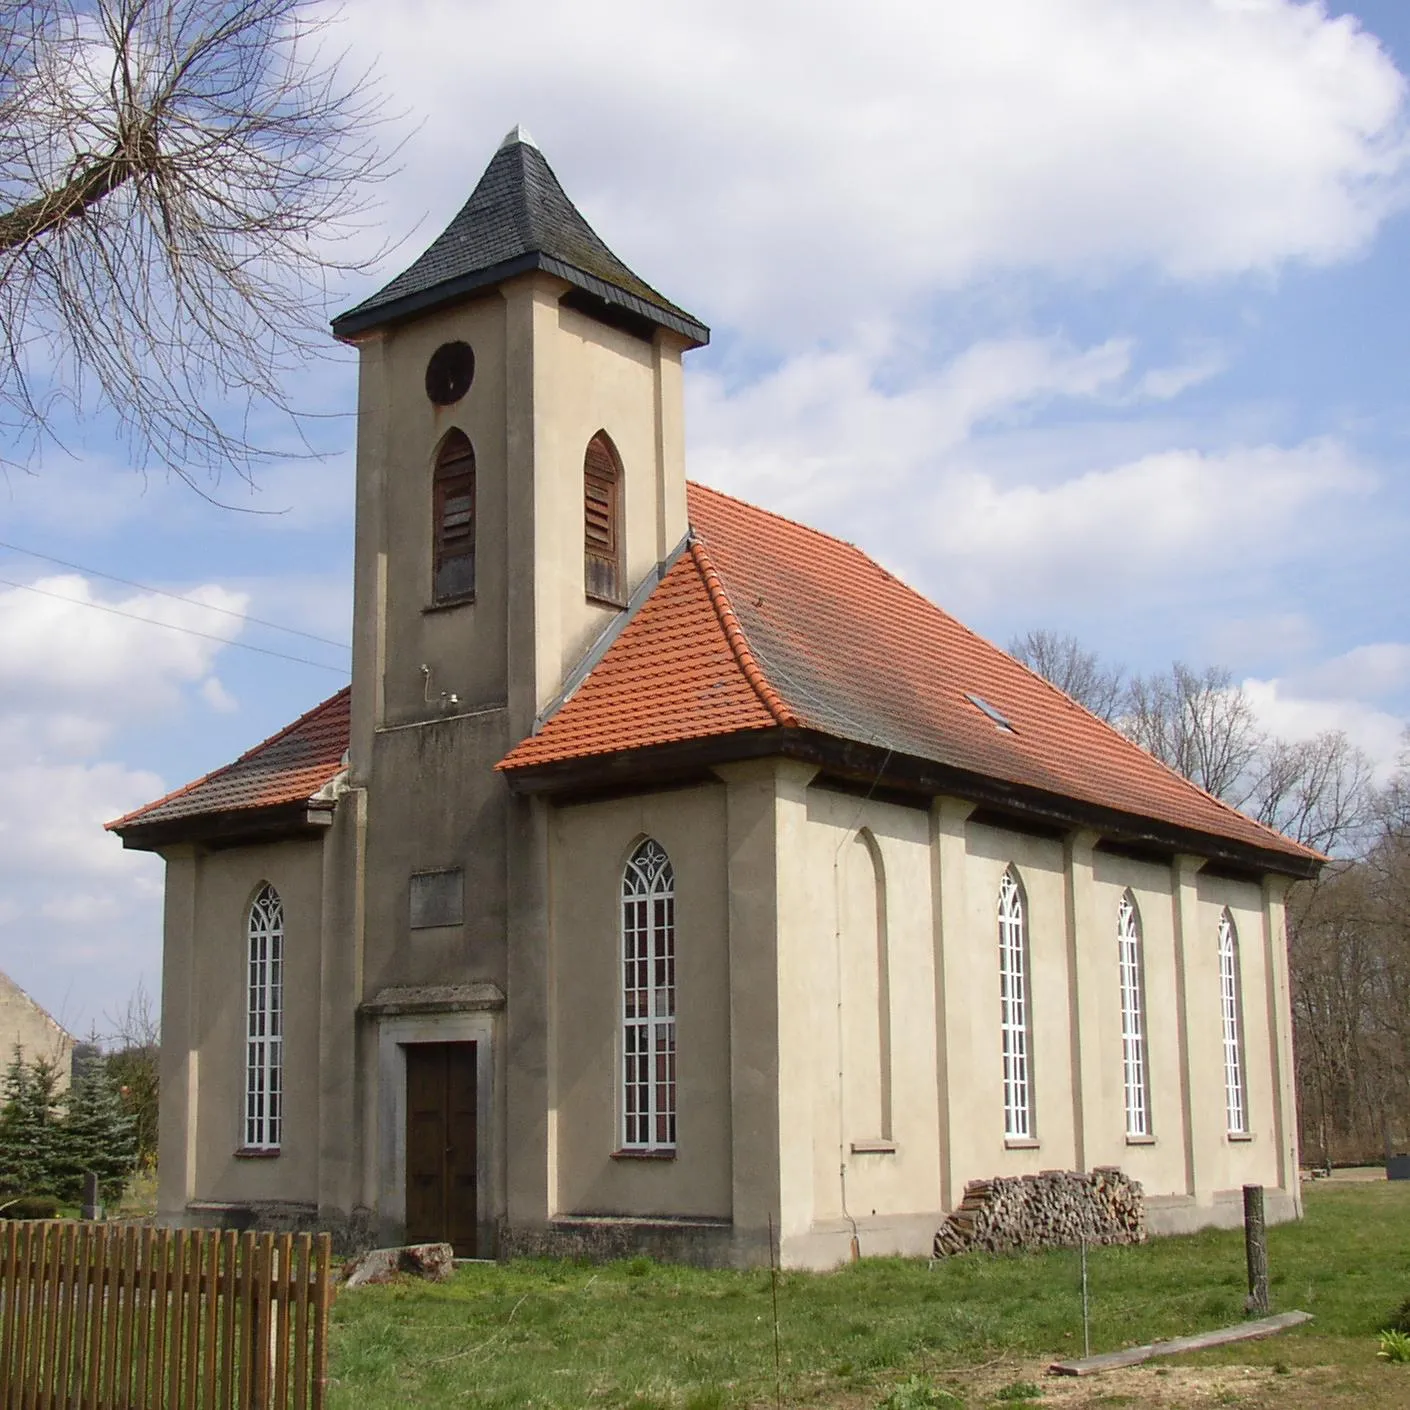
[716,759,819,1254]
[1063,829,1103,1172]
[156,845,200,1217]
[1262,875,1301,1209]
[929,796,975,1213]
[1171,854,1206,1199]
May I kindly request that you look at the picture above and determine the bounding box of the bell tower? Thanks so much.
[328,137,711,1242]
[332,125,710,766]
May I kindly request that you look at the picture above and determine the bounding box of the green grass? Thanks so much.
[327,1182,1410,1409]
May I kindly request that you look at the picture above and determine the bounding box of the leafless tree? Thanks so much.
[0,0,389,486]
[1008,628,1126,721]
[1244,729,1375,855]
[1121,662,1263,799]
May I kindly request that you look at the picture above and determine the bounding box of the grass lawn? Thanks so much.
[327,1182,1410,1409]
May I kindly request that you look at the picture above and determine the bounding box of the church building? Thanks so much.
[110,128,1320,1268]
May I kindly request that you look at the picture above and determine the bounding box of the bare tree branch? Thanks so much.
[0,0,392,485]
[1008,628,1126,721]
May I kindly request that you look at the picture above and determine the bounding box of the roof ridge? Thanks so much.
[106,686,350,833]
[688,481,1317,860]
[687,537,797,728]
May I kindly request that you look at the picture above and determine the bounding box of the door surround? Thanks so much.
[375,1009,498,1248]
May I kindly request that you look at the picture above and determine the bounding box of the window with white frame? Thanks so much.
[1117,893,1151,1138]
[998,868,1033,1140]
[622,839,676,1150]
[244,883,284,1151]
[1218,909,1247,1135]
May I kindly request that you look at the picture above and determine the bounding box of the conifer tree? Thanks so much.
[0,1047,63,1198]
[56,1051,137,1207]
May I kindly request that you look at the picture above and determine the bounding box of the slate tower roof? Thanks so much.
[332,127,709,346]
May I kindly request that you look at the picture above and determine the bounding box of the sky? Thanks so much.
[1,0,1409,1035]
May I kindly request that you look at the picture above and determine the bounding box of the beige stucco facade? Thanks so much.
[0,970,74,1090]
[139,161,1305,1267]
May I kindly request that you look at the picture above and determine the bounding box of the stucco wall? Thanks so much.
[549,784,731,1220]
[797,789,941,1233]
[156,837,326,1221]
[0,971,74,1087]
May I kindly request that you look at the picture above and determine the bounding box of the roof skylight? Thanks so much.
[965,692,1015,733]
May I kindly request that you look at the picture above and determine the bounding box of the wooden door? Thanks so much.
[405,1042,478,1255]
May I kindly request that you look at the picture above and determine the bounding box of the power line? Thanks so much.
[0,538,351,650]
[0,575,350,676]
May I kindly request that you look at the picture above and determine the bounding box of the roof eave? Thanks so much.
[113,799,337,854]
[501,727,1322,881]
[332,252,710,347]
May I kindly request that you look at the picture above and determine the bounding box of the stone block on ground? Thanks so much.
[342,1241,455,1288]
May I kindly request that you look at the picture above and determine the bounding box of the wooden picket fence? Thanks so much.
[0,1221,333,1409]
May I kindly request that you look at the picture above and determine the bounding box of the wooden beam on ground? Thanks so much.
[1048,1310,1314,1376]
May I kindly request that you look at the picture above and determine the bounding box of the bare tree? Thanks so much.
[1244,729,1375,855]
[1122,662,1263,799]
[1008,628,1126,721]
[0,0,389,485]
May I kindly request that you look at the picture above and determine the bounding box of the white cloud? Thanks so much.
[1242,676,1406,779]
[689,334,1136,515]
[200,676,239,713]
[0,575,249,725]
[1284,641,1410,703]
[924,438,1376,608]
[0,572,256,1030]
[343,0,1410,336]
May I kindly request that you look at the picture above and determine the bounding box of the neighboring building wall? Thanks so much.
[156,837,327,1226]
[0,970,74,1089]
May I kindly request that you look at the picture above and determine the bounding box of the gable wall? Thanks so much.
[0,971,74,1088]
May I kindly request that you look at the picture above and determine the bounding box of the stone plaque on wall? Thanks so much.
[409,869,464,929]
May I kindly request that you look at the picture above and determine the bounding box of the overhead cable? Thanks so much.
[0,574,350,676]
[0,538,350,650]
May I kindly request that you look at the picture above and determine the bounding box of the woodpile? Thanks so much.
[931,1167,1145,1257]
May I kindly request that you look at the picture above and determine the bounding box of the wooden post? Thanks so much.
[82,1171,101,1221]
[1243,1184,1269,1315]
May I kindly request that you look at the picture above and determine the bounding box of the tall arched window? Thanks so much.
[622,838,675,1150]
[1218,909,1247,1135]
[433,430,476,603]
[245,884,284,1151]
[1117,892,1150,1138]
[584,432,624,606]
[998,868,1033,1140]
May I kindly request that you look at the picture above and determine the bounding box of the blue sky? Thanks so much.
[2,0,1408,1033]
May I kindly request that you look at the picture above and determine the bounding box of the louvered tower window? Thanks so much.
[998,868,1033,1140]
[245,883,284,1152]
[584,432,624,606]
[1117,893,1151,1138]
[433,430,476,603]
[1219,910,1247,1135]
[622,838,676,1150]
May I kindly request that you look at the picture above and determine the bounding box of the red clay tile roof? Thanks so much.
[501,483,1316,865]
[107,688,350,835]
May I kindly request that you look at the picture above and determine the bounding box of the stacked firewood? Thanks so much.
[931,1167,1145,1257]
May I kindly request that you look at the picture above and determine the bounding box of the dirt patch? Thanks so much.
[908,1357,1409,1409]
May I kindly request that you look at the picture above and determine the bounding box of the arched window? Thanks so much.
[998,868,1032,1140]
[584,432,624,606]
[1218,909,1246,1135]
[245,884,284,1151]
[1117,892,1150,1138]
[622,838,675,1150]
[433,430,476,603]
